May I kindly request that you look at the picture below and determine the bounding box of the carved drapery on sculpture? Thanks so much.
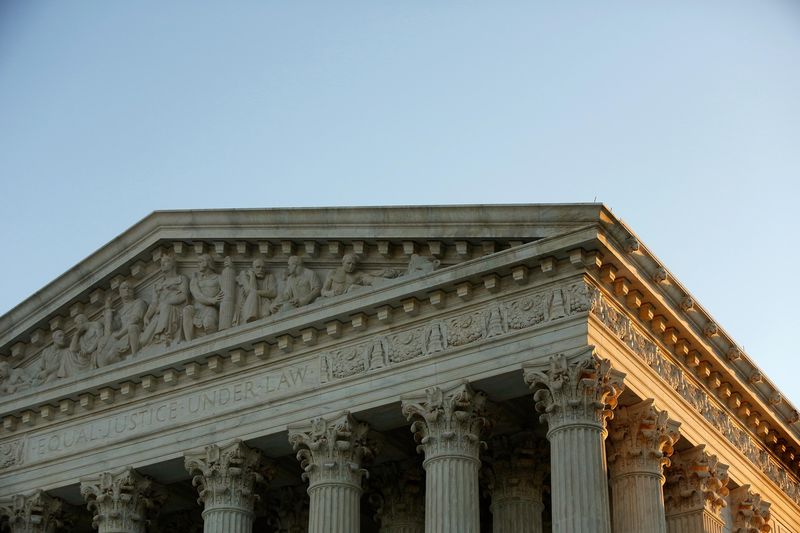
[401,382,491,460]
[523,347,625,434]
[0,250,442,396]
[80,468,165,533]
[0,490,65,533]
[367,461,425,533]
[730,485,772,533]
[483,432,548,533]
[184,439,269,513]
[607,399,681,479]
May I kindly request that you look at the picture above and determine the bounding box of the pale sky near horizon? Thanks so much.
[1,2,799,406]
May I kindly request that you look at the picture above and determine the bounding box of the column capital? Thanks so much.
[368,460,425,531]
[80,467,166,533]
[288,411,378,488]
[608,399,681,479]
[0,490,65,533]
[484,431,548,503]
[523,347,625,433]
[184,439,270,512]
[401,381,491,461]
[730,485,771,533]
[664,445,729,517]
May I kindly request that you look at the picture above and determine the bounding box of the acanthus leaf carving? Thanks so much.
[0,490,65,533]
[664,445,730,517]
[523,347,625,433]
[730,485,772,533]
[80,467,166,533]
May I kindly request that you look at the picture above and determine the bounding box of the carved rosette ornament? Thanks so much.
[401,382,491,533]
[522,348,625,533]
[664,445,729,533]
[483,432,548,533]
[368,461,425,533]
[0,490,65,533]
[607,399,681,533]
[730,486,772,533]
[288,411,378,533]
[80,467,165,533]
[184,439,269,533]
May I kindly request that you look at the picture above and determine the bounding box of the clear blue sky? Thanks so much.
[1,2,799,404]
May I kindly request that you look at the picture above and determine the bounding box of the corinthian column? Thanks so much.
[484,432,548,533]
[0,490,66,533]
[401,381,491,533]
[607,399,681,533]
[523,349,625,533]
[288,411,378,533]
[184,439,269,533]
[369,461,425,533]
[80,467,166,533]
[664,445,729,533]
[730,486,772,533]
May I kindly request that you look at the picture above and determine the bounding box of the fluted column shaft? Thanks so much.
[184,440,268,533]
[492,498,543,533]
[608,400,681,533]
[402,382,490,533]
[666,512,724,533]
[424,454,480,533]
[549,423,611,532]
[523,349,626,533]
[307,483,361,533]
[289,411,378,533]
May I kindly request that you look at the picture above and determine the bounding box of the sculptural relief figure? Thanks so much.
[321,253,379,298]
[36,329,72,384]
[405,254,441,277]
[235,257,277,323]
[63,313,102,377]
[0,361,33,394]
[270,256,321,313]
[183,254,224,341]
[141,255,189,347]
[97,281,147,366]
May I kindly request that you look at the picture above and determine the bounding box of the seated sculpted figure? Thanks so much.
[36,329,72,384]
[63,313,102,377]
[141,255,189,347]
[0,361,33,394]
[270,256,321,313]
[97,281,147,366]
[236,257,277,324]
[321,253,377,298]
[183,254,224,341]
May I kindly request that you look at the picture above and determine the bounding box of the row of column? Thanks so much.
[0,348,774,533]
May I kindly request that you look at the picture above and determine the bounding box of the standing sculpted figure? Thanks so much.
[236,257,277,323]
[141,255,189,347]
[271,256,321,313]
[183,254,224,341]
[321,253,376,298]
[97,281,147,366]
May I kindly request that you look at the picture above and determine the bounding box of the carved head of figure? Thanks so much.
[0,361,9,380]
[287,256,303,276]
[252,258,266,279]
[52,330,66,348]
[342,253,357,273]
[160,255,176,275]
[74,314,88,329]
[198,254,216,273]
[118,281,134,302]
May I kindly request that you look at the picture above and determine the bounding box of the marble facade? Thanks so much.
[0,205,798,532]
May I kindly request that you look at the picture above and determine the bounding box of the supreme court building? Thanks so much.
[1,204,798,533]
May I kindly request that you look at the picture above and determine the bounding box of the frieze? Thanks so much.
[320,280,592,383]
[2,361,317,469]
[0,252,440,398]
[590,288,800,506]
